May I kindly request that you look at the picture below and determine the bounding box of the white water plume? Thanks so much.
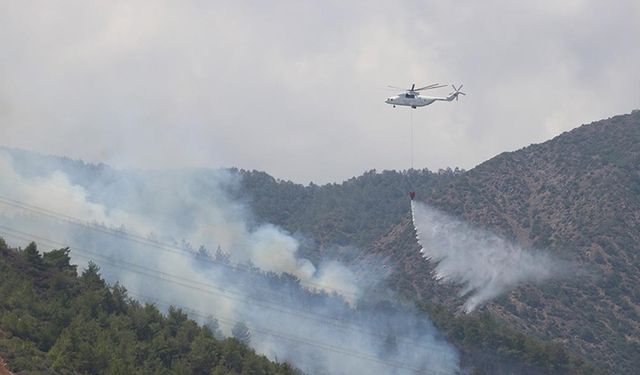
[411,200,562,312]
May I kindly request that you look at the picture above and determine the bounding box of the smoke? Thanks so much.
[411,200,562,312]
[0,149,460,374]
[0,150,354,299]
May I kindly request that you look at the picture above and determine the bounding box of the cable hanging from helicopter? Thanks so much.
[384,83,466,200]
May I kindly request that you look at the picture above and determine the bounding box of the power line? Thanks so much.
[0,194,458,365]
[0,195,359,299]
[127,291,454,375]
[0,224,454,358]
[0,230,455,375]
[0,224,357,330]
[2,194,444,349]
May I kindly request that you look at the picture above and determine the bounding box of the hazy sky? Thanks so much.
[1,1,639,183]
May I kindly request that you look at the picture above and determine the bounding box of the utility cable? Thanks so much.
[127,291,453,375]
[0,195,358,299]
[0,230,455,375]
[0,224,453,356]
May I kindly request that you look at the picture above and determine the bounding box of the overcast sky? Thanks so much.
[1,1,639,183]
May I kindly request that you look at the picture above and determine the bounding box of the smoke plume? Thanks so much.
[411,200,562,312]
[0,149,460,374]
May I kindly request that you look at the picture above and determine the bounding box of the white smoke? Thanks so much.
[411,200,561,312]
[0,155,154,233]
[0,150,354,299]
[0,150,460,374]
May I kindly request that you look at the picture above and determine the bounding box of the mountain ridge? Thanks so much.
[1,110,638,373]
[370,111,640,373]
[232,110,640,373]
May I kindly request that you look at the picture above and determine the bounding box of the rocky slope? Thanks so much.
[366,111,640,373]
[237,110,640,373]
[0,356,14,375]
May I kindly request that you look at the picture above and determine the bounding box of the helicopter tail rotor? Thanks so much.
[449,84,466,101]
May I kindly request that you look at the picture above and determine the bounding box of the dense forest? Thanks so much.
[0,238,301,374]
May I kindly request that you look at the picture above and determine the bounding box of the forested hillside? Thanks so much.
[231,168,462,253]
[422,111,640,373]
[0,236,598,375]
[2,110,638,373]
[0,238,300,374]
[237,111,640,373]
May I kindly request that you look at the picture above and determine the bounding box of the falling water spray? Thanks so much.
[410,200,564,312]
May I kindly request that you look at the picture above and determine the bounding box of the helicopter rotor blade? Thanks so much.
[388,83,451,92]
[415,84,447,91]
[415,83,440,90]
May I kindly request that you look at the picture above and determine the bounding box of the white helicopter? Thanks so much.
[385,83,465,108]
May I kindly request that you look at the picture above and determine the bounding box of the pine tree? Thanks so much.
[232,322,251,345]
[22,241,44,270]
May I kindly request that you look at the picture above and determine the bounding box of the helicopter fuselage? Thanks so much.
[385,93,451,108]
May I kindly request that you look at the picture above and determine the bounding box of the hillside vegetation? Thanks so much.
[0,235,599,375]
[236,111,640,373]
[0,238,300,374]
[2,110,638,373]
[422,111,640,373]
[232,168,462,253]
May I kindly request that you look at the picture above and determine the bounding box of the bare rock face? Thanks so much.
[0,357,14,375]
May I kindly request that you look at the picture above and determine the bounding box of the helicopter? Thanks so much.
[385,83,465,108]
